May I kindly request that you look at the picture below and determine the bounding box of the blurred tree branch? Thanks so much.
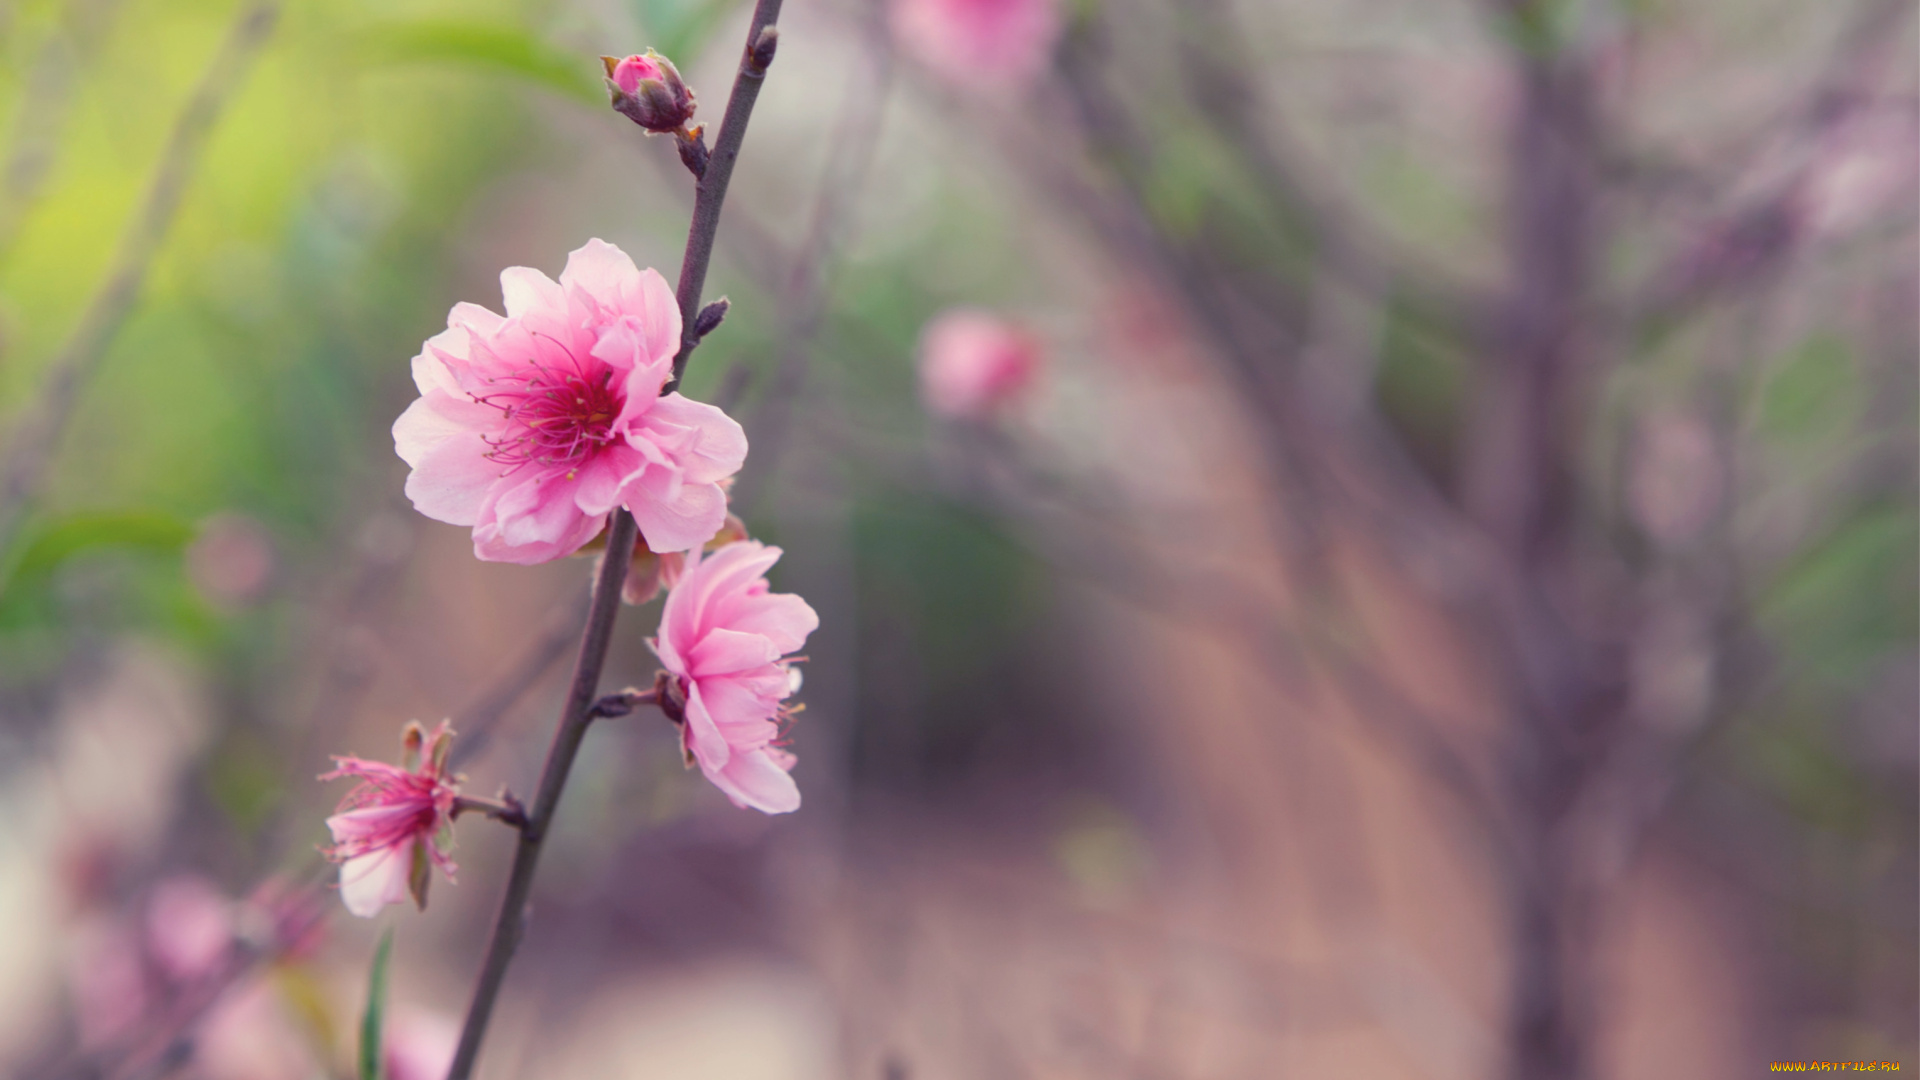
[0,0,282,566]
[0,0,126,265]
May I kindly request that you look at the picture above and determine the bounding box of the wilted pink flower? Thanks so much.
[319,721,460,918]
[385,1010,461,1080]
[890,0,1060,91]
[651,541,818,814]
[146,875,233,982]
[394,239,746,564]
[918,308,1041,419]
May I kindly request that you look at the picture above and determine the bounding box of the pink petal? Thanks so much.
[635,394,748,484]
[560,238,645,314]
[626,472,727,555]
[325,801,423,845]
[572,444,646,518]
[498,266,566,320]
[632,266,682,366]
[693,671,784,738]
[681,683,733,774]
[712,747,801,814]
[338,841,414,918]
[398,428,501,528]
[473,469,605,564]
[686,627,781,678]
[713,590,820,658]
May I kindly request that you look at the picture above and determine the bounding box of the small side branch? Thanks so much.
[585,683,662,719]
[452,794,529,830]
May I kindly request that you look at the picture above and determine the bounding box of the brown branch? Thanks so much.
[445,9,786,1075]
[664,0,784,393]
[443,508,640,1080]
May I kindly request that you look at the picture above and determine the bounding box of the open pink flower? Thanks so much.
[320,722,460,918]
[918,308,1041,419]
[890,0,1060,91]
[651,541,818,814]
[394,239,746,564]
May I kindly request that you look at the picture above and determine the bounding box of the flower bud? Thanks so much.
[602,49,697,135]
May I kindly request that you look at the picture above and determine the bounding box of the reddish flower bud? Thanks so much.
[602,49,697,134]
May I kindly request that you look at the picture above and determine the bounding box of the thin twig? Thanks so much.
[0,0,281,561]
[453,794,529,829]
[444,509,639,1080]
[665,0,784,392]
[0,0,127,265]
[446,10,785,1071]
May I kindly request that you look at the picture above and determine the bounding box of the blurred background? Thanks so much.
[0,0,1913,1077]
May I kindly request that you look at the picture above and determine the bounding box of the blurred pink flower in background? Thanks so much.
[384,1010,461,1080]
[145,875,233,982]
[394,239,746,564]
[195,981,318,1080]
[320,721,460,917]
[67,918,145,1045]
[918,309,1042,420]
[890,0,1061,91]
[185,513,275,607]
[652,541,818,814]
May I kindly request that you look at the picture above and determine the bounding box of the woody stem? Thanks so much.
[451,795,528,829]
[443,507,637,1080]
[444,9,781,1075]
[665,0,782,393]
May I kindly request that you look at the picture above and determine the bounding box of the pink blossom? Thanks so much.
[890,0,1060,91]
[609,53,666,95]
[196,981,317,1080]
[385,1010,461,1080]
[394,239,746,564]
[651,541,818,813]
[68,917,146,1044]
[319,721,460,918]
[145,875,233,982]
[624,509,748,605]
[918,308,1041,419]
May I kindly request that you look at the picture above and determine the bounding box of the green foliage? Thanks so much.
[359,927,395,1080]
[631,0,744,65]
[1373,295,1469,484]
[1759,504,1918,687]
[355,20,603,104]
[853,494,1038,685]
[1758,334,1858,443]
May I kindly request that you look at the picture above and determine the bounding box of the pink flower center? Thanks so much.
[472,344,622,473]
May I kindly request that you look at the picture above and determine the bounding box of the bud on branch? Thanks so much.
[603,49,697,135]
